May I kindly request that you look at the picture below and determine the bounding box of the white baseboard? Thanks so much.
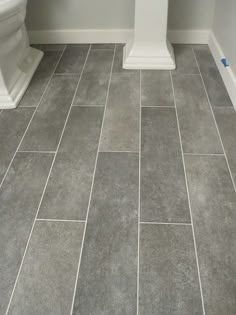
[28,29,210,45]
[208,32,236,109]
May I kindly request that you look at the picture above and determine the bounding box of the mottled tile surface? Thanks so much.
[139,224,203,315]
[174,45,199,74]
[193,45,233,107]
[173,74,223,154]
[19,51,62,107]
[0,108,34,182]
[91,43,115,50]
[0,153,53,314]
[100,73,140,151]
[20,75,78,151]
[74,49,114,105]
[141,70,174,107]
[214,107,236,184]
[72,153,138,315]
[8,221,84,315]
[1,44,235,315]
[185,155,236,315]
[55,44,89,74]
[141,107,190,222]
[38,107,103,220]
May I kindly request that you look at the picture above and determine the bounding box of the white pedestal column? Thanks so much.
[123,0,176,70]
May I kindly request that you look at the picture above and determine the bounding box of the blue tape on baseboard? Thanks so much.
[221,58,229,67]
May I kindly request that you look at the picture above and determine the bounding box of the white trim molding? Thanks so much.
[208,32,236,110]
[28,29,210,45]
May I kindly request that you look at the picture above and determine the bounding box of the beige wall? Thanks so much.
[26,0,215,31]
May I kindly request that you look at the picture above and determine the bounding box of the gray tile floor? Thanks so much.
[0,44,236,315]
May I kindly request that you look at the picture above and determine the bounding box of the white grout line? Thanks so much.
[137,69,142,315]
[192,48,236,192]
[4,44,93,315]
[141,105,175,108]
[0,45,67,192]
[53,73,81,76]
[36,218,86,223]
[173,73,201,76]
[90,48,115,51]
[72,104,104,107]
[170,70,206,315]
[140,221,192,226]
[99,150,139,154]
[17,150,56,154]
[69,44,116,315]
[184,153,224,156]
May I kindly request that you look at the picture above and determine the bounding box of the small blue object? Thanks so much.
[221,58,229,67]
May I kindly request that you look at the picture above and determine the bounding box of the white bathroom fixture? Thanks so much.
[123,0,176,70]
[0,0,43,109]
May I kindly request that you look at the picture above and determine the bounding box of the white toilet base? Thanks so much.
[0,47,43,109]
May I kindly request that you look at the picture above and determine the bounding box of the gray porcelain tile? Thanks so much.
[185,155,236,315]
[139,224,202,315]
[113,44,137,73]
[193,45,233,107]
[19,51,62,107]
[38,106,103,220]
[141,70,174,107]
[173,44,199,74]
[20,75,78,151]
[72,152,138,315]
[214,107,236,183]
[74,72,110,106]
[100,73,140,151]
[74,49,114,105]
[0,153,53,315]
[40,44,66,51]
[91,43,115,50]
[55,44,89,74]
[0,108,34,182]
[173,74,223,154]
[8,221,84,315]
[141,107,190,222]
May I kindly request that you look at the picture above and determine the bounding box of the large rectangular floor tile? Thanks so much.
[74,49,114,106]
[19,51,62,107]
[100,73,140,151]
[0,108,34,182]
[141,70,174,107]
[0,152,53,314]
[173,74,223,154]
[185,155,236,315]
[72,152,139,315]
[214,107,236,184]
[141,107,190,222]
[55,44,89,74]
[20,75,78,151]
[193,45,233,107]
[173,44,199,74]
[38,106,103,220]
[8,221,84,315]
[139,224,203,315]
